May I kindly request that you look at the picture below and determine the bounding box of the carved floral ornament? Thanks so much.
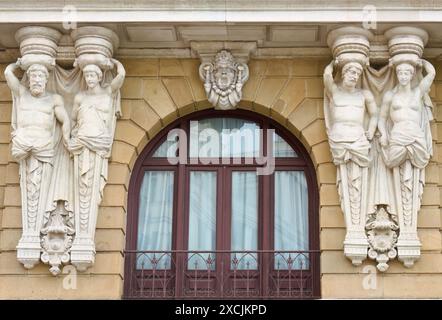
[324,26,435,271]
[4,26,125,275]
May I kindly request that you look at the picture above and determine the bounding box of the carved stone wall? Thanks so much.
[0,53,442,298]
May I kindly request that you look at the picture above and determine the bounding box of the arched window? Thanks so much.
[124,109,320,299]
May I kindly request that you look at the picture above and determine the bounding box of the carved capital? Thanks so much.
[327,26,373,69]
[385,26,428,65]
[71,26,119,70]
[14,26,62,70]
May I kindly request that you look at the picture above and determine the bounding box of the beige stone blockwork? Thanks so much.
[120,77,144,99]
[0,144,9,164]
[3,185,20,207]
[0,186,4,209]
[320,184,340,206]
[108,163,130,189]
[383,275,442,298]
[292,59,326,77]
[271,78,305,124]
[0,83,12,102]
[265,59,293,76]
[1,207,20,229]
[422,185,440,206]
[254,78,288,115]
[320,228,345,250]
[287,99,323,134]
[97,206,126,229]
[110,141,137,167]
[322,251,442,274]
[142,79,178,123]
[102,185,127,207]
[0,275,123,299]
[162,78,195,113]
[0,166,5,187]
[0,228,20,251]
[5,162,18,185]
[320,206,344,228]
[0,124,10,143]
[114,120,147,148]
[248,60,268,76]
[302,119,327,147]
[418,208,441,228]
[242,75,260,103]
[317,163,337,185]
[419,229,442,251]
[0,103,11,123]
[180,59,206,103]
[0,251,123,276]
[311,141,332,165]
[160,59,185,77]
[125,99,162,139]
[95,229,125,252]
[425,162,439,184]
[322,274,384,298]
[120,58,158,77]
[305,78,323,98]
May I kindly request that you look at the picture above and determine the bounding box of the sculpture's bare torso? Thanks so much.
[76,87,112,138]
[329,87,366,140]
[389,88,423,132]
[15,87,57,145]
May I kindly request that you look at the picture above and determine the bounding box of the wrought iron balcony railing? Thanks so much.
[123,250,320,299]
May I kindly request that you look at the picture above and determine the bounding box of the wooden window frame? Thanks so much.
[124,109,320,298]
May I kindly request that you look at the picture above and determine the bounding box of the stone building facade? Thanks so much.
[0,1,442,299]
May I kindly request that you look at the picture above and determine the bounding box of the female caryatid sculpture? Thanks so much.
[68,58,125,271]
[323,58,378,266]
[378,55,435,267]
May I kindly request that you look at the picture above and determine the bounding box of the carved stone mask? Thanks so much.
[214,66,235,90]
[396,63,415,86]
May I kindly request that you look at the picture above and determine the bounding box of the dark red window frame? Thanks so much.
[124,109,320,299]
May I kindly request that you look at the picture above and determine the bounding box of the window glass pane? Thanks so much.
[189,118,260,158]
[137,171,174,270]
[231,172,258,270]
[188,171,217,270]
[273,132,297,158]
[274,171,309,270]
[152,131,179,158]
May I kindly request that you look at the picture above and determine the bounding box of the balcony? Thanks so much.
[123,250,320,299]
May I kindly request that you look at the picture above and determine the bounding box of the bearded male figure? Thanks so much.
[4,62,70,269]
[323,60,378,265]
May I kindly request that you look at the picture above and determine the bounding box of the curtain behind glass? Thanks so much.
[137,171,174,269]
[188,171,217,270]
[274,171,309,270]
[273,132,298,157]
[189,118,260,158]
[231,172,258,270]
